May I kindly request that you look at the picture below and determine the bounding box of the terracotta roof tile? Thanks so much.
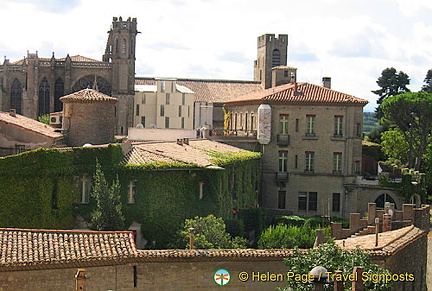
[0,228,137,271]
[335,225,426,256]
[122,139,251,167]
[226,82,368,106]
[0,112,63,139]
[60,89,118,104]
[135,77,263,103]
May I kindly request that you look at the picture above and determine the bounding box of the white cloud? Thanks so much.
[2,0,432,111]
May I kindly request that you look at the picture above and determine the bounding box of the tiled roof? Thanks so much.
[123,139,250,167]
[335,225,426,257]
[0,111,63,139]
[10,55,101,66]
[225,82,368,106]
[60,89,118,104]
[135,77,263,103]
[0,228,138,271]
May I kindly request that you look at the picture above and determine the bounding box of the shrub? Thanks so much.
[257,224,317,249]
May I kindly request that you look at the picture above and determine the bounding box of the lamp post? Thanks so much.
[189,227,195,250]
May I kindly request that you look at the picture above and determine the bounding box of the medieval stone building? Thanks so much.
[0,16,137,135]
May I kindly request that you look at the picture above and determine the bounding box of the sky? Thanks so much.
[2,0,432,112]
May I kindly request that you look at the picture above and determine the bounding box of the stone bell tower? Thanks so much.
[103,16,139,135]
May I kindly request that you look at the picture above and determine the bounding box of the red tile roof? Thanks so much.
[336,225,426,256]
[135,77,263,103]
[225,82,368,106]
[123,139,251,167]
[60,89,118,104]
[0,228,138,271]
[0,112,63,139]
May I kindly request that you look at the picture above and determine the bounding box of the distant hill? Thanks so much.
[363,112,379,134]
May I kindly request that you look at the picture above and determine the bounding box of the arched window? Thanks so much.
[38,77,50,116]
[374,193,397,209]
[54,78,64,112]
[71,75,112,96]
[10,78,22,114]
[272,49,281,67]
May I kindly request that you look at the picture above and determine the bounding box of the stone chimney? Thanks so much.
[322,77,331,89]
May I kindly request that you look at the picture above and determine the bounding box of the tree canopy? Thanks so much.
[380,92,432,170]
[90,160,125,231]
[421,69,432,93]
[372,67,410,104]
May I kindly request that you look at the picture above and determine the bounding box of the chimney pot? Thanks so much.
[9,109,16,117]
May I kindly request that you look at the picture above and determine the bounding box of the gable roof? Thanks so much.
[225,82,368,106]
[0,228,137,271]
[135,77,263,103]
[123,139,255,167]
[0,111,63,139]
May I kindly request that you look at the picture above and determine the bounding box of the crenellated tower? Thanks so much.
[103,16,139,134]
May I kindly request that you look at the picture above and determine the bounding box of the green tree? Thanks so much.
[380,92,432,170]
[90,160,125,230]
[372,67,410,119]
[37,114,50,125]
[380,128,409,166]
[282,241,392,291]
[180,214,247,249]
[257,223,316,249]
[421,69,432,93]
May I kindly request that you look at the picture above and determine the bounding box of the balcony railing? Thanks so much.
[276,134,290,146]
[275,172,289,181]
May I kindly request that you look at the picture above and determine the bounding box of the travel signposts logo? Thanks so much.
[214,269,231,286]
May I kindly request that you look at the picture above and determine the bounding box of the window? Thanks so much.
[333,152,342,174]
[160,81,165,93]
[305,152,314,172]
[272,49,281,67]
[278,150,288,172]
[10,78,23,114]
[279,114,289,134]
[141,116,145,127]
[284,70,289,78]
[250,113,255,131]
[165,117,170,128]
[295,155,298,169]
[298,192,307,210]
[181,117,185,129]
[295,118,299,132]
[136,104,140,116]
[334,116,343,137]
[128,180,136,204]
[15,145,25,155]
[188,106,190,118]
[299,192,318,211]
[308,192,318,211]
[166,93,170,105]
[178,105,182,117]
[54,78,64,112]
[354,160,361,175]
[182,93,185,105]
[81,177,91,204]
[278,190,286,209]
[141,94,146,104]
[306,115,315,136]
[38,77,50,116]
[356,123,362,137]
[122,39,127,54]
[332,193,341,212]
[245,113,248,131]
[160,105,165,116]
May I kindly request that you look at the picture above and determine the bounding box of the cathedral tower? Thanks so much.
[103,16,139,135]
[254,34,288,89]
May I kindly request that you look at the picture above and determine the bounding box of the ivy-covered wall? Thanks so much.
[0,145,261,248]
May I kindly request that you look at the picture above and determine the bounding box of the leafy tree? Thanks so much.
[372,67,410,104]
[258,223,316,249]
[380,128,409,166]
[282,241,392,291]
[380,92,432,170]
[372,67,410,119]
[421,69,432,93]
[180,214,247,249]
[37,114,50,125]
[90,160,125,230]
